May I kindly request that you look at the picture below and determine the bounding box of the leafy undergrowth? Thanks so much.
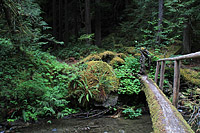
[114,57,141,95]
[1,36,176,124]
[0,43,79,122]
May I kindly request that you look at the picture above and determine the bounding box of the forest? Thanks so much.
[0,0,200,132]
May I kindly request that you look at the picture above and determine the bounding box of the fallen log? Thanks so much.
[141,75,194,133]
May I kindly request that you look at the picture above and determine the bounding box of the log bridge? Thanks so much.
[141,51,200,133]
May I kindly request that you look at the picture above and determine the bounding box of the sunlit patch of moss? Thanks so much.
[180,68,200,85]
[81,54,101,62]
[109,57,125,66]
[81,61,119,102]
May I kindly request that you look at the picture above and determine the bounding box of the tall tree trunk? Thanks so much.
[52,0,57,38]
[157,0,164,45]
[2,0,12,28]
[59,0,63,41]
[182,20,191,54]
[85,0,91,44]
[95,0,101,47]
[64,0,69,44]
[74,0,79,38]
[125,0,129,8]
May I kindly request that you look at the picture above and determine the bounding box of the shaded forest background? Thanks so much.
[39,0,200,53]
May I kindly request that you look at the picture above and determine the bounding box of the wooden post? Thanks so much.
[154,61,160,83]
[172,60,181,108]
[159,61,165,91]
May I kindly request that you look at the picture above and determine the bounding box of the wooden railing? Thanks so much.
[154,51,200,108]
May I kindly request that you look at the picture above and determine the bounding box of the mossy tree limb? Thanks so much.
[141,75,194,133]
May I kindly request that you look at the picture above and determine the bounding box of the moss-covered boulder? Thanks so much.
[81,54,101,62]
[81,51,126,66]
[81,61,119,103]
[99,51,116,63]
[109,56,125,66]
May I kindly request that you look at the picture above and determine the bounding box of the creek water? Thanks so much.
[17,114,153,133]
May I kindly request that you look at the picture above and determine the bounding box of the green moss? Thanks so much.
[98,51,116,63]
[81,61,119,102]
[81,54,101,62]
[180,68,200,85]
[109,56,125,66]
[81,51,127,66]
[142,78,194,133]
[142,85,166,133]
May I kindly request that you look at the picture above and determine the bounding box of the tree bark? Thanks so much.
[85,0,91,44]
[2,0,12,28]
[125,0,129,8]
[159,61,165,91]
[52,0,57,38]
[182,20,191,54]
[64,0,69,44]
[157,0,164,45]
[59,0,63,41]
[74,0,79,38]
[95,0,101,47]
[158,51,200,61]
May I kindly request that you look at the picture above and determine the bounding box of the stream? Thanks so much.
[17,114,153,133]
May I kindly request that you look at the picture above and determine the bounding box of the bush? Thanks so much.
[68,61,119,106]
[114,56,141,95]
[0,48,78,122]
[122,107,142,119]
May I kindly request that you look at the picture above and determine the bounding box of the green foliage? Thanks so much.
[52,44,102,60]
[111,0,158,47]
[0,38,14,55]
[79,33,94,41]
[122,107,142,119]
[115,56,141,95]
[73,75,99,105]
[0,48,78,122]
[69,61,118,106]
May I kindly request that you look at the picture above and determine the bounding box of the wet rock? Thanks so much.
[95,93,118,108]
[52,128,57,132]
[102,94,118,108]
[65,128,69,132]
[119,129,125,133]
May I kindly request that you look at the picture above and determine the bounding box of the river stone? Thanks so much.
[94,93,118,108]
[119,129,125,133]
[52,128,57,132]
